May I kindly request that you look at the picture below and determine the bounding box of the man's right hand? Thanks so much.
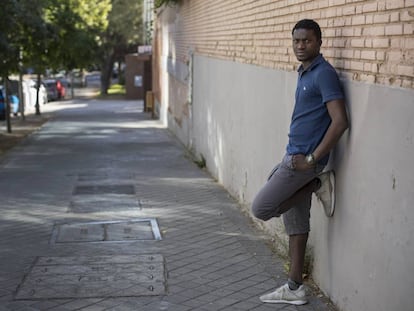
[292,154,315,171]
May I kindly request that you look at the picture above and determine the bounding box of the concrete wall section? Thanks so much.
[191,54,414,311]
[310,82,414,311]
[192,55,294,203]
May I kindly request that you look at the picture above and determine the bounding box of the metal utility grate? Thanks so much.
[15,255,166,299]
[51,219,162,244]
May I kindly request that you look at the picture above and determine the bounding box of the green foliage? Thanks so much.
[95,83,125,99]
[19,0,56,73]
[0,0,21,74]
[154,0,180,9]
[0,0,112,77]
[46,0,111,71]
[107,0,142,45]
[194,154,206,169]
[0,0,144,96]
[108,84,126,95]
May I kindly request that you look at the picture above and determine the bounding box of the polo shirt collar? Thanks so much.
[297,54,324,73]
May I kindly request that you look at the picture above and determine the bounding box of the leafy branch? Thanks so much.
[154,0,180,9]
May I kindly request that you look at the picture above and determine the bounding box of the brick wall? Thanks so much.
[164,0,413,89]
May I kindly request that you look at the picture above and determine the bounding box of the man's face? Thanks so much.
[292,28,321,67]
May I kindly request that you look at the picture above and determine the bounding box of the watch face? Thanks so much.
[306,154,314,164]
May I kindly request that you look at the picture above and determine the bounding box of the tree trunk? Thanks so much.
[18,71,25,121]
[70,71,74,99]
[100,53,115,95]
[3,77,12,133]
[117,60,122,84]
[35,73,41,115]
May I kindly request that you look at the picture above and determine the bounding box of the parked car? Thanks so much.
[43,78,66,101]
[0,87,19,119]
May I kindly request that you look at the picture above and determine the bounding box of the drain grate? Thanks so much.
[73,185,135,195]
[15,255,166,300]
[51,219,162,243]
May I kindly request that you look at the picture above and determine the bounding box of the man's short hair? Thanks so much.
[292,19,322,41]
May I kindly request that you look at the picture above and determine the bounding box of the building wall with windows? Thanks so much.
[152,1,414,311]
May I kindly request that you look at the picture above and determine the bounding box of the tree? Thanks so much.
[98,0,143,94]
[0,0,21,132]
[18,0,56,115]
[43,0,110,98]
[46,0,111,71]
[0,1,20,75]
[1,0,142,112]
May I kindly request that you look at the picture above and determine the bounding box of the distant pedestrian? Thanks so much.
[252,19,349,305]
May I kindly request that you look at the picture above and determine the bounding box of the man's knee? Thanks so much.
[251,200,273,221]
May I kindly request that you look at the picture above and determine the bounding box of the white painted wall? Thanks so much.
[183,54,414,311]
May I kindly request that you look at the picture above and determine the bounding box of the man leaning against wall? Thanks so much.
[252,19,349,306]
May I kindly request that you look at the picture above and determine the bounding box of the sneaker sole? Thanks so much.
[260,298,307,305]
[325,171,335,217]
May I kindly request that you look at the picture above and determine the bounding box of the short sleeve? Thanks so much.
[316,67,344,104]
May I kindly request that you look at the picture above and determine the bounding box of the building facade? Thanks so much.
[152,1,414,311]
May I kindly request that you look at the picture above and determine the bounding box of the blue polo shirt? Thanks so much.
[286,54,344,165]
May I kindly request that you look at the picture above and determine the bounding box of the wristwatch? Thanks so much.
[305,153,316,166]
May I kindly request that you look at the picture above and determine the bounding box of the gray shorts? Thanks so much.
[251,154,324,235]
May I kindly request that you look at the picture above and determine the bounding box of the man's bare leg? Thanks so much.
[288,233,308,285]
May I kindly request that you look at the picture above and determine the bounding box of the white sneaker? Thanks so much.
[315,170,335,217]
[259,283,307,305]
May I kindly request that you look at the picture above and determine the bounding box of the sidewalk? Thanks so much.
[0,97,336,310]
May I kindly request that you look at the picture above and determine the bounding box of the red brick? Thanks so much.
[351,38,365,48]
[352,15,366,25]
[342,5,356,15]
[404,23,413,35]
[385,0,405,9]
[401,10,414,22]
[362,2,378,12]
[373,13,390,23]
[363,25,385,36]
[385,24,403,35]
[390,12,400,22]
[350,60,364,71]
[361,50,377,60]
[377,51,386,61]
[372,38,390,48]
[397,65,414,76]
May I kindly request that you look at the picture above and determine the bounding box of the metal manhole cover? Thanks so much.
[15,255,166,300]
[51,219,162,243]
[73,185,135,195]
